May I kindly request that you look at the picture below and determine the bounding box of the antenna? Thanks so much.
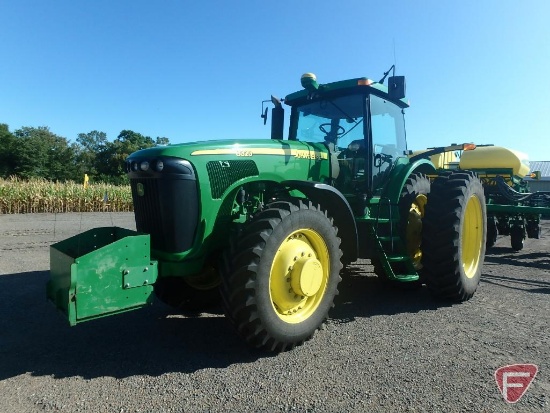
[378,64,395,84]
[393,38,397,69]
[379,40,399,84]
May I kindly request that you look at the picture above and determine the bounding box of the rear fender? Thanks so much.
[384,158,436,202]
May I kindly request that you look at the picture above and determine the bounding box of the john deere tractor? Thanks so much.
[48,71,487,351]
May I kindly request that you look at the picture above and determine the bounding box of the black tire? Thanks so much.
[373,173,429,289]
[399,172,431,271]
[221,199,342,352]
[526,221,540,239]
[496,217,510,235]
[154,266,221,312]
[486,215,498,249]
[510,226,525,251]
[421,171,486,302]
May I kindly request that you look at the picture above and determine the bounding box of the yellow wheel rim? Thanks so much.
[462,195,483,278]
[406,194,427,269]
[269,229,330,324]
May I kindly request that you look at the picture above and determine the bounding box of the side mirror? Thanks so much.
[271,106,284,140]
[270,95,284,140]
[388,76,406,100]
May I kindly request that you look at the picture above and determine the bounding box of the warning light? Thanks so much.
[357,78,374,86]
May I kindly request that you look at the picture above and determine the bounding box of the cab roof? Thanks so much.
[284,76,410,109]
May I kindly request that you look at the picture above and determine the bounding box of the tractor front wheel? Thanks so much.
[421,171,486,301]
[221,200,342,351]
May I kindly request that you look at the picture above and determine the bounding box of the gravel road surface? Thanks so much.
[0,213,548,412]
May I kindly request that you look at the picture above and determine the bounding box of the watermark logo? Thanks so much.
[494,364,538,403]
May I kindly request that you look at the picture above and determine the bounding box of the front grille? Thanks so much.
[130,176,199,253]
[131,177,161,241]
[207,160,259,199]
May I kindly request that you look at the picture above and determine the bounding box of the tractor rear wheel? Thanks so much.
[400,173,431,271]
[373,172,429,288]
[421,171,486,302]
[221,200,342,351]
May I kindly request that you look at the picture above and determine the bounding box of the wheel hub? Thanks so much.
[290,256,323,297]
[269,229,330,322]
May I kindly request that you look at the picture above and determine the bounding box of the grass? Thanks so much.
[0,177,133,213]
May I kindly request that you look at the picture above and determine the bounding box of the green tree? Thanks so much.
[1,124,171,184]
[75,130,108,179]
[0,124,17,178]
[12,126,79,181]
[96,130,156,184]
[156,136,170,146]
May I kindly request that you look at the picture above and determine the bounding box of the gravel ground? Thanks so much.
[0,213,548,412]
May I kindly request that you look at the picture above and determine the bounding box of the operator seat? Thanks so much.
[324,140,340,181]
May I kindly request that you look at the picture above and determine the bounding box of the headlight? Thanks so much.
[140,161,149,171]
[155,160,164,171]
[132,161,138,171]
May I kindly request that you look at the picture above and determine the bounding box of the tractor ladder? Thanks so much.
[361,197,419,283]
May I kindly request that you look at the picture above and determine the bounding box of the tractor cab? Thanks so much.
[281,73,409,198]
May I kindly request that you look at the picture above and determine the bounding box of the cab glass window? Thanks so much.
[370,94,407,160]
[295,95,365,151]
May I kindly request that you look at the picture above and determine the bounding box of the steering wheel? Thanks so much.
[374,153,393,168]
[319,123,345,136]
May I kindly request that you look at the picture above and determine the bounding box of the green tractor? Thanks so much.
[48,71,487,351]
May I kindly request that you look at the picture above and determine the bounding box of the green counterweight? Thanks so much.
[48,227,158,325]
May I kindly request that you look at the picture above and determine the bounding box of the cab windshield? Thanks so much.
[369,94,408,192]
[370,94,407,166]
[293,95,365,150]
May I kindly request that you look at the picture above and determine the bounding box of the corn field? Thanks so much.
[0,177,133,213]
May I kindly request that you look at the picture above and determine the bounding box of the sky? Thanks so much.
[2,0,550,161]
